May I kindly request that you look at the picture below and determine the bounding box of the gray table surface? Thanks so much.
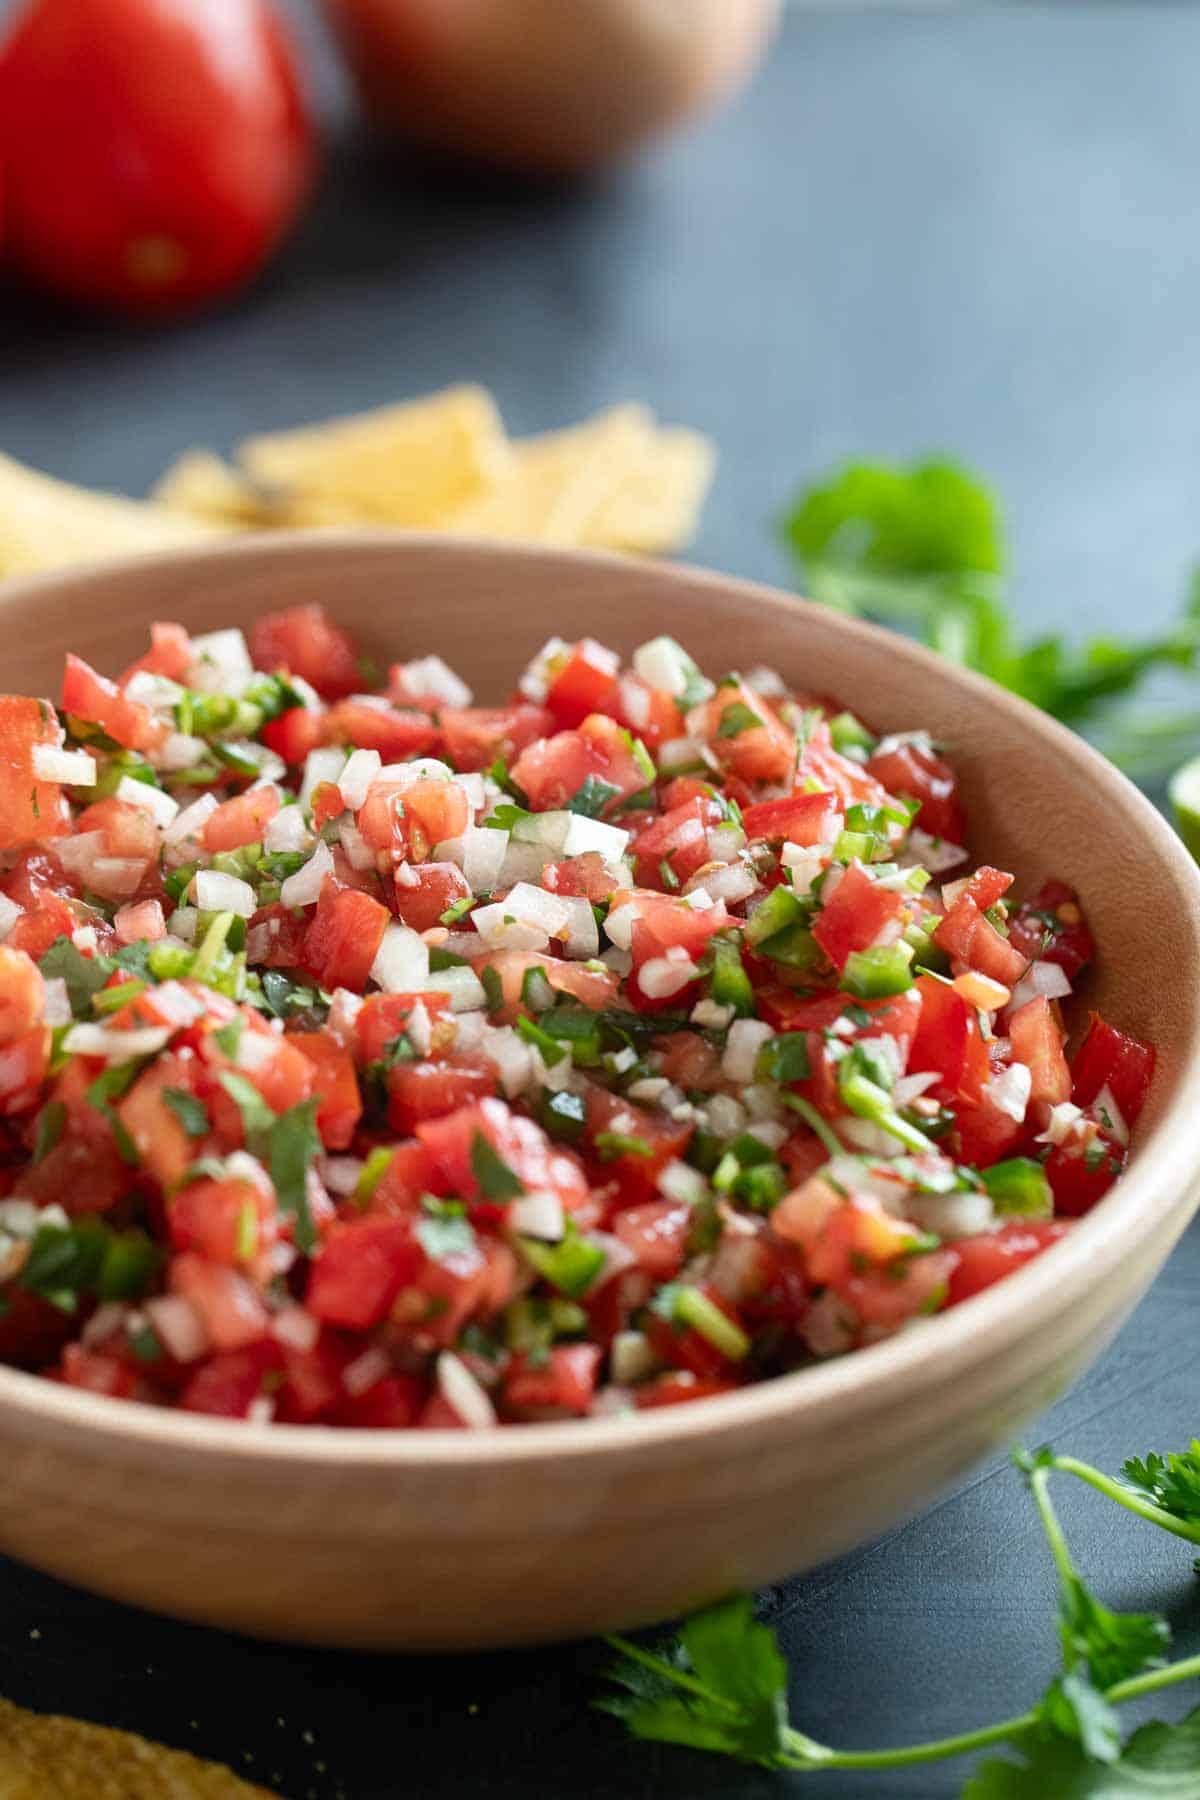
[1,6,1199,1797]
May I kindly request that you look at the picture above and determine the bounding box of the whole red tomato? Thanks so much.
[0,0,317,314]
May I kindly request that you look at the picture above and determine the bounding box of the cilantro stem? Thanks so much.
[1028,1463,1078,1590]
[1051,1454,1200,1547]
[1105,1653,1200,1706]
[779,1714,1039,1771]
[781,1094,845,1159]
[604,1635,739,1712]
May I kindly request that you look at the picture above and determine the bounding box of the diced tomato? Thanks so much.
[513,714,648,816]
[544,640,618,727]
[0,1028,50,1118]
[805,1197,931,1286]
[393,1235,519,1350]
[169,1255,272,1351]
[503,1344,602,1415]
[416,1097,590,1220]
[248,901,310,970]
[800,723,892,813]
[634,1371,740,1409]
[627,891,730,965]
[170,1172,277,1265]
[289,1032,362,1150]
[354,991,450,1066]
[275,1335,353,1425]
[306,1216,421,1329]
[0,947,44,1044]
[387,1057,498,1134]
[653,1030,723,1092]
[18,1061,129,1215]
[118,1052,207,1191]
[542,853,620,902]
[1009,996,1070,1111]
[945,1220,1071,1305]
[61,653,164,753]
[392,861,471,931]
[866,739,967,844]
[839,1249,959,1332]
[250,604,362,701]
[0,1288,77,1369]
[1071,1014,1156,1128]
[957,867,1013,910]
[741,790,838,846]
[180,1341,284,1418]
[0,695,70,848]
[469,949,618,1024]
[400,780,470,856]
[933,894,1029,985]
[812,862,905,970]
[121,621,192,685]
[336,1371,426,1428]
[261,704,327,767]
[1044,1137,1125,1216]
[59,1344,140,1400]
[325,701,437,761]
[694,681,796,787]
[644,1283,746,1380]
[586,1089,692,1207]
[612,1197,691,1278]
[302,880,390,992]
[632,797,722,888]
[368,1140,442,1214]
[74,795,158,863]
[439,704,554,773]
[114,898,167,946]
[1008,879,1094,980]
[613,675,683,751]
[954,1091,1026,1169]
[203,786,280,853]
[5,892,77,961]
[908,974,989,1102]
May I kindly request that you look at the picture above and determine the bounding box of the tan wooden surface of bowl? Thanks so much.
[0,533,1197,1652]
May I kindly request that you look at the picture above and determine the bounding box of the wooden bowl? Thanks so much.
[0,534,1197,1651]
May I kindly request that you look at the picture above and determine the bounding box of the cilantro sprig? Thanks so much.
[600,1439,1200,1790]
[782,459,1200,781]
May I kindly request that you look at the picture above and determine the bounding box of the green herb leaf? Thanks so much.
[38,937,111,1018]
[416,1196,477,1263]
[162,1089,209,1139]
[963,1708,1200,1797]
[715,701,765,740]
[1120,1446,1200,1528]
[32,1101,66,1164]
[268,1098,322,1254]
[567,775,622,818]
[470,1130,524,1200]
[218,1071,276,1157]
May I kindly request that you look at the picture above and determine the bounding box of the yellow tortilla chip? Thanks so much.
[152,451,268,528]
[0,1695,276,1799]
[443,404,657,545]
[237,385,513,527]
[0,453,226,580]
[582,427,715,554]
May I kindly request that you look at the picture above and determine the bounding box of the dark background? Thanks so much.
[2,6,1199,1796]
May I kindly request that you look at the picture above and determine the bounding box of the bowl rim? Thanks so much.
[1,529,1198,1472]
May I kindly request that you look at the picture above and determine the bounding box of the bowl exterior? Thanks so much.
[0,534,1197,1649]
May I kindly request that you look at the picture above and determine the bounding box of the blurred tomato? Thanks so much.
[0,0,317,314]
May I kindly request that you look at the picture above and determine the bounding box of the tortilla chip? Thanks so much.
[582,427,715,554]
[0,1695,276,1798]
[152,452,268,528]
[443,405,657,545]
[237,385,513,527]
[0,453,226,580]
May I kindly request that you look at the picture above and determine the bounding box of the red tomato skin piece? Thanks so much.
[741,791,838,845]
[288,1031,363,1150]
[1008,880,1095,980]
[306,1216,422,1330]
[1008,996,1071,1110]
[945,1221,1071,1305]
[392,862,471,932]
[503,1344,602,1416]
[61,654,163,752]
[302,880,390,992]
[439,704,554,773]
[0,696,70,848]
[1044,1139,1124,1216]
[0,0,316,315]
[203,786,280,853]
[1071,1014,1157,1127]
[251,606,361,700]
[811,861,904,970]
[386,1057,498,1135]
[866,739,967,844]
[544,641,618,728]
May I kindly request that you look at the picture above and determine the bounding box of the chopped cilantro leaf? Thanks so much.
[470,1130,524,1200]
[163,1089,210,1138]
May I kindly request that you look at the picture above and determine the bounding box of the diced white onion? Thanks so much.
[893,1071,940,1107]
[906,829,968,873]
[145,1295,210,1363]
[193,870,257,917]
[424,965,487,1013]
[611,1329,656,1385]
[638,954,698,999]
[705,1093,747,1138]
[63,1023,171,1063]
[618,674,651,729]
[685,863,757,907]
[556,895,600,959]
[690,998,733,1029]
[407,1000,433,1056]
[300,747,348,809]
[338,748,382,811]
[460,824,509,893]
[343,1347,392,1397]
[337,820,375,871]
[164,793,218,845]
[263,806,310,854]
[482,1026,534,1098]
[986,1061,1032,1124]
[272,1304,321,1351]
[510,1190,565,1241]
[327,987,364,1046]
[437,1352,497,1429]
[375,757,455,786]
[41,978,72,1027]
[1037,1101,1083,1147]
[124,671,184,711]
[400,655,473,709]
[155,731,208,772]
[169,908,199,945]
[33,745,96,785]
[627,1076,670,1102]
[722,1019,775,1085]
[81,1301,129,1348]
[1091,1083,1129,1147]
[54,831,106,878]
[473,883,571,950]
[280,839,334,909]
[497,840,551,888]
[603,899,639,952]
[633,635,707,699]
[657,1159,707,1205]
[0,895,23,943]
[1009,960,1073,1012]
[657,736,710,774]
[562,814,629,860]
[908,1189,997,1240]
[89,858,149,900]
[115,776,180,828]
[745,664,788,698]
[745,1118,788,1152]
[370,922,429,992]
[517,636,569,703]
[188,627,253,695]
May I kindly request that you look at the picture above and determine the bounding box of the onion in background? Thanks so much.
[322,0,781,177]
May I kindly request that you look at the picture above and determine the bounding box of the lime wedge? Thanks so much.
[1168,754,1200,860]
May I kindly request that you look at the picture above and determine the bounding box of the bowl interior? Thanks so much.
[0,529,1197,1461]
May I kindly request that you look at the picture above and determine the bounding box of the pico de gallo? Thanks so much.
[0,610,1156,1427]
